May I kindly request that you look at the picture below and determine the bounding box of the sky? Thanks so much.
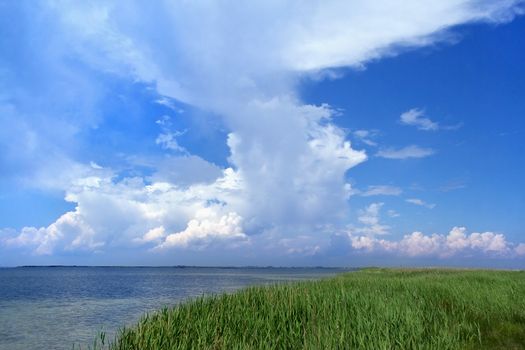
[0,1,524,267]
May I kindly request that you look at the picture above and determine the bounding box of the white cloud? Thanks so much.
[398,232,444,256]
[279,1,524,71]
[50,1,524,84]
[350,235,377,251]
[516,243,525,256]
[358,203,383,226]
[349,203,390,236]
[400,108,463,131]
[468,232,508,252]
[2,167,245,255]
[445,226,470,250]
[155,131,187,153]
[89,161,103,170]
[400,108,439,131]
[360,185,402,197]
[353,129,378,146]
[2,1,524,261]
[406,198,436,209]
[224,101,367,230]
[377,145,435,159]
[155,98,184,114]
[4,211,102,255]
[349,226,516,258]
[156,209,247,250]
[133,226,166,245]
[154,114,188,153]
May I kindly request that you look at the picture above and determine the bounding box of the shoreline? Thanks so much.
[85,268,525,349]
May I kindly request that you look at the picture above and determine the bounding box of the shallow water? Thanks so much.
[0,266,346,349]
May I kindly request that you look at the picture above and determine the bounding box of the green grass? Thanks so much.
[85,268,525,349]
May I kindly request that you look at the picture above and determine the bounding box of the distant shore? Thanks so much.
[85,268,525,349]
[13,265,354,269]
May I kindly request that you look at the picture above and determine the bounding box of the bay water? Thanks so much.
[0,266,345,349]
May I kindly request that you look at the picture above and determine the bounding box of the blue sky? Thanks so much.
[0,1,524,267]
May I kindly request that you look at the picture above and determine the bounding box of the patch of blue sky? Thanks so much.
[301,17,525,242]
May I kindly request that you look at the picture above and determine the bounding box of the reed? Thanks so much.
[83,268,525,349]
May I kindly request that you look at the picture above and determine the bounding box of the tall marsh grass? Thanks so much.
[84,268,525,349]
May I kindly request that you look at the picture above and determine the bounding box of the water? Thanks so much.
[0,266,346,349]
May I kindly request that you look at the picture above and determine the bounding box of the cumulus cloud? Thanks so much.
[4,211,101,255]
[406,198,436,209]
[377,145,435,159]
[222,101,367,231]
[2,167,245,255]
[1,1,524,260]
[342,207,524,259]
[349,226,517,258]
[156,209,246,250]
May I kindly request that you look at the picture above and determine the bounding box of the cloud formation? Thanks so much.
[2,167,246,254]
[340,204,523,260]
[349,226,514,258]
[156,209,246,250]
[1,1,524,263]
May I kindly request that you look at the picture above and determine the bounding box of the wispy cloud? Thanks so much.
[387,209,400,218]
[155,131,187,153]
[400,108,439,130]
[155,115,187,153]
[360,185,402,197]
[400,108,462,131]
[352,203,390,236]
[377,145,435,159]
[352,129,378,146]
[406,198,436,209]
[439,180,467,192]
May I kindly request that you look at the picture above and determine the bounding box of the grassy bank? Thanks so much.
[88,268,525,349]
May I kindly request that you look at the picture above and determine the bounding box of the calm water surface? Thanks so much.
[0,266,346,349]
